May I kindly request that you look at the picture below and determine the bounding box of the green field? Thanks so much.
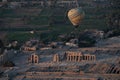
[0,6,108,42]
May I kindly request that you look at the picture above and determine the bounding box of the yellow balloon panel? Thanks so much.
[68,7,85,26]
[69,14,84,26]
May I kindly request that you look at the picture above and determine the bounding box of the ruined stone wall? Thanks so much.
[25,72,96,80]
[23,47,36,51]
[24,71,120,80]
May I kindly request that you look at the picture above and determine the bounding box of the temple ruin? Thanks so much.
[53,51,96,62]
[66,51,96,62]
[29,53,39,63]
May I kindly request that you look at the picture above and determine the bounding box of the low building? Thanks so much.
[23,46,36,51]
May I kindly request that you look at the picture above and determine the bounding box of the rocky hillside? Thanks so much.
[96,36,120,47]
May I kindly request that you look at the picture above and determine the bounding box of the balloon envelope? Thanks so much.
[68,7,85,27]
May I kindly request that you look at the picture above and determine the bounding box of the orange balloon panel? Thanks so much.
[68,7,85,26]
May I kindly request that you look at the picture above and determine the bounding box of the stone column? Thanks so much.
[70,55,72,61]
[37,56,39,63]
[93,55,96,61]
[89,56,91,61]
[92,56,93,61]
[84,56,86,60]
[73,56,75,62]
[95,56,96,61]
[34,55,38,63]
[90,56,92,61]
[80,56,82,61]
[31,55,34,63]
[69,55,70,61]
[53,54,59,62]
[67,55,70,61]
[93,56,95,61]
[72,56,74,62]
[67,54,69,61]
[78,56,80,62]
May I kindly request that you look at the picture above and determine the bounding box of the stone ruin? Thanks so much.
[28,53,39,63]
[53,54,59,62]
[53,51,96,62]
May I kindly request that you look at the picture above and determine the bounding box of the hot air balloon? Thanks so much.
[68,7,85,28]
